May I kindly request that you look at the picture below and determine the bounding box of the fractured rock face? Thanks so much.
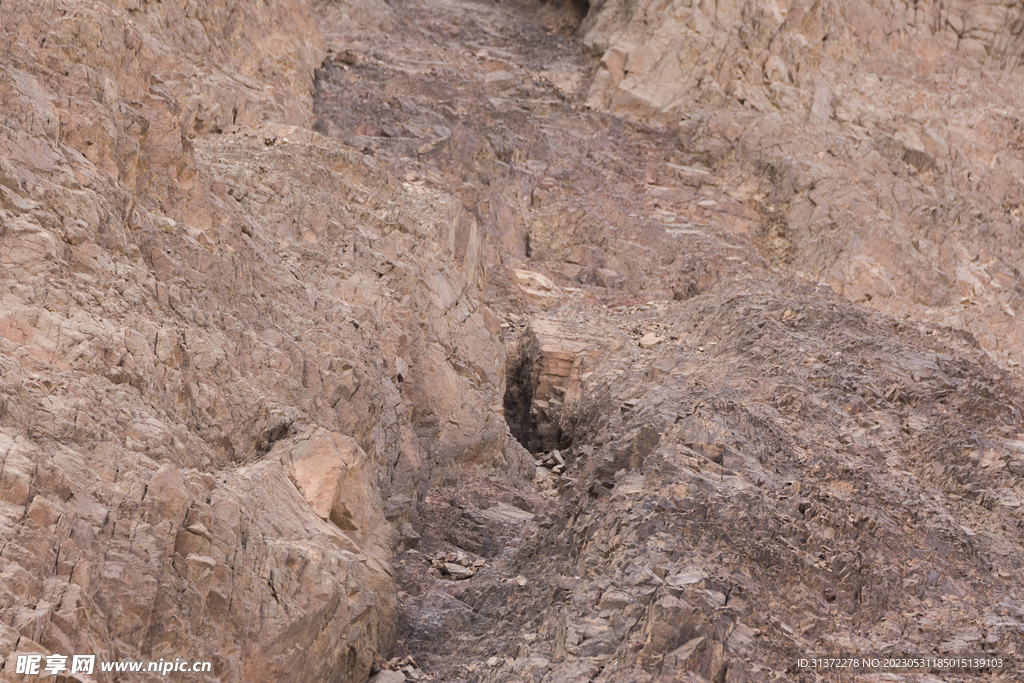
[504,317,623,453]
[301,2,1024,678]
[5,0,1024,680]
[580,0,1024,367]
[280,427,391,551]
[0,0,533,679]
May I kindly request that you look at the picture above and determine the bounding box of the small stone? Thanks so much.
[639,332,663,347]
[369,671,406,683]
[443,563,475,580]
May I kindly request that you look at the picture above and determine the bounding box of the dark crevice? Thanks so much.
[533,0,592,36]
[253,417,293,456]
[569,0,590,25]
[503,339,537,452]
[502,333,571,454]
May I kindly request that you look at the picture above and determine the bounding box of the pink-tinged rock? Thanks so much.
[280,427,391,545]
[143,465,191,527]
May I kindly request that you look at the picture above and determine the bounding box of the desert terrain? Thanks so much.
[1,0,1024,681]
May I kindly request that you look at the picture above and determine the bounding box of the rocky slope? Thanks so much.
[0,0,529,680]
[583,0,1024,365]
[2,0,1024,681]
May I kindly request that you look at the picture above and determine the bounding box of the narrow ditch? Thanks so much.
[308,0,630,678]
[307,0,1024,679]
[503,339,540,453]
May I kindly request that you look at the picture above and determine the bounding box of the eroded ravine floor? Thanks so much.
[313,1,1024,681]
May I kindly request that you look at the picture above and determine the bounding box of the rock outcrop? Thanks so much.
[469,279,1024,681]
[0,0,531,680]
[581,0,1024,367]
[3,0,1024,680]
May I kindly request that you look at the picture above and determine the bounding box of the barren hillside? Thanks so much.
[1,0,1023,681]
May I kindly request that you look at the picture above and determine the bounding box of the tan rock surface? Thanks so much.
[0,0,531,679]
[3,0,1024,680]
[581,0,1024,366]
[307,0,1023,680]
